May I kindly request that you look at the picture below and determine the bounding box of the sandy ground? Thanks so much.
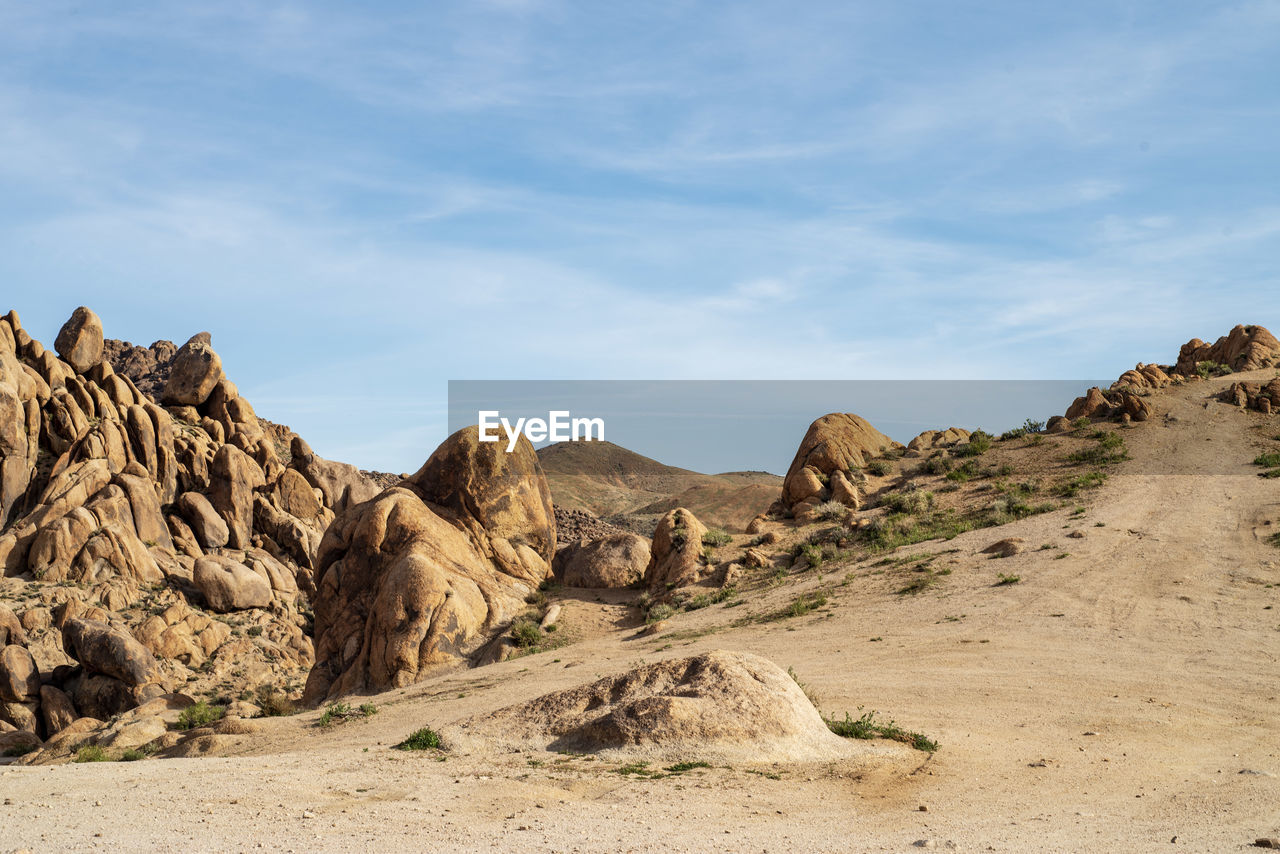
[3,376,1280,853]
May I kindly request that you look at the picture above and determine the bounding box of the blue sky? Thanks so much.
[2,1,1278,472]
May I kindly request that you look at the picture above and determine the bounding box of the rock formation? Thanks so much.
[779,413,900,520]
[441,650,882,763]
[1173,324,1280,376]
[302,425,556,705]
[0,306,373,747]
[643,507,709,591]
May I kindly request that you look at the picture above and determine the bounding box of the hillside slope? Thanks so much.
[6,353,1279,850]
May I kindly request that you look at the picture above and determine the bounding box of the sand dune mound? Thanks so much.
[442,650,888,763]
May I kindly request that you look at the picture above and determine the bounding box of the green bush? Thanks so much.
[881,489,934,515]
[511,618,543,648]
[866,459,893,477]
[1196,360,1232,378]
[646,603,676,624]
[826,710,938,752]
[701,529,732,548]
[813,500,848,522]
[396,727,443,751]
[176,701,226,731]
[74,745,110,763]
[955,431,992,457]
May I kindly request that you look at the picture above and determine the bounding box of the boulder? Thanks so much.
[161,335,223,405]
[289,436,378,515]
[0,644,40,704]
[177,491,230,550]
[554,533,650,588]
[1065,387,1111,421]
[0,603,25,647]
[61,618,157,686]
[208,444,264,549]
[39,684,77,736]
[53,306,105,374]
[981,537,1025,558]
[441,650,887,763]
[643,508,708,591]
[303,427,555,704]
[782,414,899,508]
[193,555,272,612]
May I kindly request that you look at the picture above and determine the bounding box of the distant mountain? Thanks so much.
[536,441,781,534]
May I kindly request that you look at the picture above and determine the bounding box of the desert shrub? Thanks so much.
[916,455,953,476]
[73,745,110,763]
[995,573,1021,585]
[826,710,938,752]
[777,592,828,619]
[1253,452,1280,468]
[1068,431,1128,466]
[511,618,543,648]
[701,529,732,548]
[866,459,893,477]
[119,748,146,762]
[1055,471,1107,497]
[944,460,979,483]
[256,686,298,717]
[646,603,676,624]
[176,701,226,731]
[955,431,992,457]
[881,488,934,515]
[813,500,848,522]
[1196,360,1232,378]
[396,727,443,751]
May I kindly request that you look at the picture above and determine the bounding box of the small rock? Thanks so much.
[1254,839,1280,850]
[302,810,316,819]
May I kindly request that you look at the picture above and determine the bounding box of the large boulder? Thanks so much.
[61,618,156,686]
[781,414,899,510]
[161,334,223,405]
[1174,324,1280,376]
[643,508,708,591]
[0,644,40,705]
[303,426,554,705]
[193,554,273,612]
[208,444,264,549]
[289,436,378,515]
[177,491,230,550]
[441,650,889,763]
[554,532,650,588]
[53,306,104,374]
[1065,387,1111,421]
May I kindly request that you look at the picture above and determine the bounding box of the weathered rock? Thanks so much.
[644,508,708,591]
[0,603,25,647]
[1065,387,1111,421]
[38,684,77,736]
[208,444,264,549]
[782,414,898,508]
[161,335,223,405]
[193,554,272,612]
[554,533,650,588]
[442,650,889,763]
[289,436,378,515]
[54,306,105,374]
[0,644,40,703]
[407,425,556,583]
[177,491,230,550]
[1174,324,1280,376]
[304,428,556,704]
[61,618,156,686]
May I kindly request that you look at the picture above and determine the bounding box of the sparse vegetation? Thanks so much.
[1196,360,1233,378]
[73,745,110,763]
[955,430,992,457]
[396,726,443,751]
[646,603,676,624]
[813,500,848,522]
[255,685,298,717]
[1055,471,1108,497]
[995,573,1021,585]
[788,666,821,708]
[1067,431,1128,466]
[701,529,732,548]
[826,710,938,752]
[511,617,543,648]
[866,458,893,477]
[317,701,378,728]
[1253,452,1280,468]
[176,700,226,731]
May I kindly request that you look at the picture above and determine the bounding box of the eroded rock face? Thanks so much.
[54,307,104,375]
[0,306,358,751]
[554,532,650,588]
[441,650,874,764]
[643,508,708,592]
[781,413,898,517]
[303,426,555,705]
[1174,325,1280,376]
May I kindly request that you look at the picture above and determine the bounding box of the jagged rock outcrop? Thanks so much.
[1221,378,1280,414]
[1064,387,1153,424]
[302,425,555,705]
[0,306,375,748]
[554,532,650,588]
[643,507,708,592]
[441,650,881,763]
[1111,363,1173,392]
[780,413,899,519]
[906,428,971,454]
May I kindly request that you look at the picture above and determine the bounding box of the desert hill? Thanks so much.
[3,319,1280,850]
[537,440,783,533]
